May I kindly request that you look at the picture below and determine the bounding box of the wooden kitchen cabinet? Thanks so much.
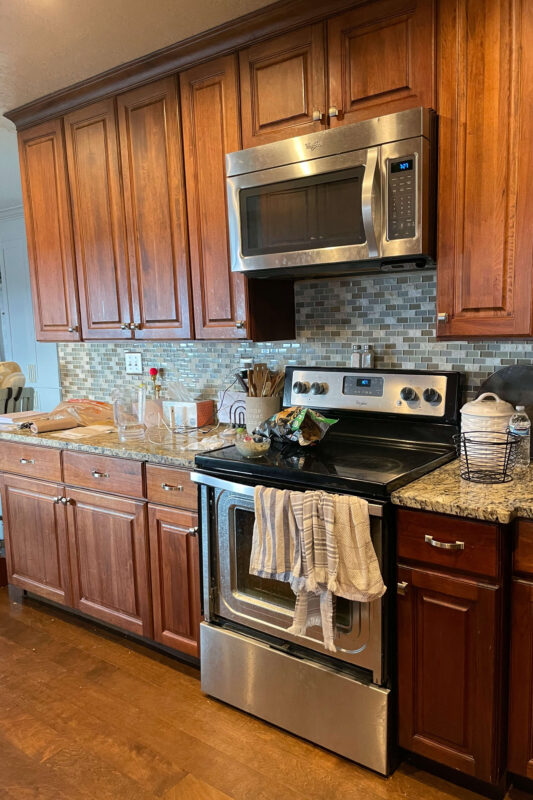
[508,577,533,779]
[239,24,327,148]
[148,504,201,657]
[397,564,503,783]
[436,0,533,338]
[18,119,80,341]
[327,0,435,127]
[117,77,193,340]
[0,474,71,606]
[65,487,152,637]
[180,54,295,341]
[63,98,133,340]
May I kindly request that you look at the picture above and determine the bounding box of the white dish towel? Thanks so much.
[250,486,386,651]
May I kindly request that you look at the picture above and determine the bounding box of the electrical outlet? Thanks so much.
[125,352,143,374]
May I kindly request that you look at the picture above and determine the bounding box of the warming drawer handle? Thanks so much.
[19,458,35,465]
[424,534,465,551]
[162,483,183,492]
[92,470,109,479]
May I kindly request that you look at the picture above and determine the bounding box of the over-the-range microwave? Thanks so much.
[226,107,436,279]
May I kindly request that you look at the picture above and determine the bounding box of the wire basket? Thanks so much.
[454,430,520,483]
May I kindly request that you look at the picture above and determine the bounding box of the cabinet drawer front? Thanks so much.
[63,451,144,498]
[397,508,501,579]
[515,521,533,577]
[146,464,197,510]
[0,442,62,482]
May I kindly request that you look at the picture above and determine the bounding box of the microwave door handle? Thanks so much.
[362,148,380,259]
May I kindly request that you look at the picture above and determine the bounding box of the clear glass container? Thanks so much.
[111,385,146,442]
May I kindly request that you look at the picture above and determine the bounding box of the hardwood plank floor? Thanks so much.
[0,588,527,800]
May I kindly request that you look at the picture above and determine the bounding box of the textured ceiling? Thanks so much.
[0,0,273,208]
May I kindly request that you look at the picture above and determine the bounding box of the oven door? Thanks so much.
[194,472,386,685]
[226,147,381,273]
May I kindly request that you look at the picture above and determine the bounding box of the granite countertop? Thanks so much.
[392,459,533,524]
[0,426,230,469]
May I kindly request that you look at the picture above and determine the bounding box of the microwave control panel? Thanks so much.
[387,156,416,240]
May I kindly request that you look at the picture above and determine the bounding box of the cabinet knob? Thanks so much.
[187,526,199,536]
[437,312,449,324]
[129,322,140,330]
[91,470,109,479]
[60,497,72,506]
[67,325,78,333]
[53,496,62,504]
[397,581,408,596]
[120,323,129,330]
[235,321,245,330]
[162,483,183,492]
[328,106,340,118]
[312,110,323,122]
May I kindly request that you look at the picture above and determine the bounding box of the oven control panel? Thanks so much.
[285,368,451,417]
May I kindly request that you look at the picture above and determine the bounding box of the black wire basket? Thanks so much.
[454,430,520,483]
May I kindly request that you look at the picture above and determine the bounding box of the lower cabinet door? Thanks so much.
[148,504,201,657]
[508,578,533,779]
[65,488,152,637]
[0,475,71,605]
[397,565,503,784]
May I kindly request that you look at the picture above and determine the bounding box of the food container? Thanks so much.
[235,430,271,458]
[245,396,280,434]
[460,392,515,435]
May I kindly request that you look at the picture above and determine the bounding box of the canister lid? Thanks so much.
[460,392,515,417]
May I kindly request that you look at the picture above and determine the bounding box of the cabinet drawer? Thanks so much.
[63,451,144,498]
[0,441,62,482]
[515,521,533,577]
[397,508,501,579]
[146,464,197,510]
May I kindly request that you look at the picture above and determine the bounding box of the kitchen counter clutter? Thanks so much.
[392,459,533,524]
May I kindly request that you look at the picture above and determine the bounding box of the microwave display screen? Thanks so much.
[240,167,366,257]
[391,159,413,173]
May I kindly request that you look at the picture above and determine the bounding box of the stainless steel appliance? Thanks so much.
[192,367,462,775]
[226,108,436,278]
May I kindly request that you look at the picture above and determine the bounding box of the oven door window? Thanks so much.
[239,167,366,257]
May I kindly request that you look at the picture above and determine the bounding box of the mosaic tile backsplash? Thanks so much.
[57,273,533,406]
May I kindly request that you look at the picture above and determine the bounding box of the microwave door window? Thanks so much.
[240,167,366,257]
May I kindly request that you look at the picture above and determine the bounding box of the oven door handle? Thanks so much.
[362,147,380,259]
[190,471,384,517]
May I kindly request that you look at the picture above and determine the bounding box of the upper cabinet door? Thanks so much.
[64,99,133,340]
[117,78,193,340]
[436,0,533,338]
[239,24,327,148]
[327,0,435,126]
[18,120,80,341]
[180,54,248,339]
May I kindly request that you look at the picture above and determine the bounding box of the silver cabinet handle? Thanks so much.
[312,110,323,122]
[397,581,408,596]
[437,312,449,324]
[19,458,35,465]
[67,325,78,333]
[129,322,140,330]
[120,323,129,330]
[53,496,62,504]
[328,106,339,118]
[235,320,245,330]
[424,534,464,551]
[60,497,72,505]
[92,470,109,479]
[162,483,183,492]
[188,526,199,536]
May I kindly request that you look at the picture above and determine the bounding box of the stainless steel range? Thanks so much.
[192,367,462,775]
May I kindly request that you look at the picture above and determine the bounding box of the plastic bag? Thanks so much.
[49,399,114,426]
[165,381,194,403]
[257,406,338,447]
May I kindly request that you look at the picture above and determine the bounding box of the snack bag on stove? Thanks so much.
[257,406,337,446]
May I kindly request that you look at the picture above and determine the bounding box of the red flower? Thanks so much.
[149,367,158,377]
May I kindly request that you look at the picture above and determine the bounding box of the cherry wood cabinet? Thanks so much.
[397,564,503,784]
[0,475,71,606]
[148,504,201,657]
[117,78,193,340]
[436,0,533,338]
[64,99,133,340]
[327,0,435,127]
[180,55,295,341]
[508,577,533,779]
[239,24,327,148]
[65,487,152,637]
[18,120,80,341]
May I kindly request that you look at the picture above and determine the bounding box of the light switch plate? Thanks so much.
[125,351,143,374]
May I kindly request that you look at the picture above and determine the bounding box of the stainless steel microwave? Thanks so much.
[226,107,436,279]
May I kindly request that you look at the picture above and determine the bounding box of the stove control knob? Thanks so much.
[293,381,310,394]
[310,382,327,395]
[400,386,418,402]
[423,387,442,404]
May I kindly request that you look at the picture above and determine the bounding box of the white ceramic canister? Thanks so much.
[460,392,515,435]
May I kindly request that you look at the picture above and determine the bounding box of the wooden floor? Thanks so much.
[0,588,529,800]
